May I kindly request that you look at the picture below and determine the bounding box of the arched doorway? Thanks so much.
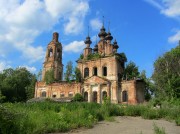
[122,91,128,102]
[41,91,46,97]
[93,91,97,102]
[84,92,88,102]
[102,91,107,100]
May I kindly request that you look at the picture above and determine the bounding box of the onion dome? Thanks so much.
[113,39,119,49]
[105,32,113,40]
[98,25,107,38]
[93,44,98,52]
[84,36,92,45]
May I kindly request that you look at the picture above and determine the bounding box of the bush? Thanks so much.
[142,109,160,119]
[0,105,21,134]
[73,93,84,102]
[175,117,180,126]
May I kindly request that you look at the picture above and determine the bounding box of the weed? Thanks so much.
[153,123,166,134]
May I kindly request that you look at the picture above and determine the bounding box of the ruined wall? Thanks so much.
[121,80,145,104]
[121,80,137,104]
[136,80,145,103]
[35,81,81,98]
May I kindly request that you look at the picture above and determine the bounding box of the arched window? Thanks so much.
[84,92,88,102]
[49,48,53,57]
[57,49,60,58]
[53,95,56,98]
[84,67,89,78]
[93,67,97,76]
[122,91,128,102]
[93,91,97,102]
[102,91,107,99]
[102,66,107,76]
[41,91,46,97]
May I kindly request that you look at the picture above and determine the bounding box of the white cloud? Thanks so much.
[64,41,85,53]
[144,0,180,20]
[19,65,37,73]
[161,0,180,18]
[0,61,11,72]
[168,30,180,44]
[90,18,102,31]
[0,0,89,62]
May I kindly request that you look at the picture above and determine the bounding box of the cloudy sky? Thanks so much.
[0,0,179,77]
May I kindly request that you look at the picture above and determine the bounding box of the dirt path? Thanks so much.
[62,116,180,134]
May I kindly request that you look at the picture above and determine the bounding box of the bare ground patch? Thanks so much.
[60,116,180,134]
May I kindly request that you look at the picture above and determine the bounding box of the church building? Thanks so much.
[35,24,145,104]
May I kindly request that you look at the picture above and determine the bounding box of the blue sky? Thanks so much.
[0,0,179,78]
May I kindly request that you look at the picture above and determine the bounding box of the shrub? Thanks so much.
[175,117,180,126]
[73,93,84,102]
[0,105,21,134]
[142,109,160,119]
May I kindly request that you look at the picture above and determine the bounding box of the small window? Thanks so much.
[41,91,46,97]
[84,68,89,78]
[60,94,64,98]
[122,91,128,102]
[102,66,107,76]
[93,67,97,76]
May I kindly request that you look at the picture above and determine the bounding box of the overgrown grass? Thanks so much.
[0,99,179,134]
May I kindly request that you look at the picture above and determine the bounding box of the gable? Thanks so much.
[84,76,110,84]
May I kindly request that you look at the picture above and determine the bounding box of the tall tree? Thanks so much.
[123,61,139,80]
[152,45,180,99]
[64,61,73,82]
[74,67,82,82]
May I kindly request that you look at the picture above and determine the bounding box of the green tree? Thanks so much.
[140,70,155,101]
[0,67,36,102]
[44,69,54,84]
[37,69,42,81]
[74,67,82,82]
[64,61,73,82]
[26,74,37,100]
[152,45,180,99]
[124,61,140,80]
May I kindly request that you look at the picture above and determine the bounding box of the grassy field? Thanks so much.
[0,99,179,134]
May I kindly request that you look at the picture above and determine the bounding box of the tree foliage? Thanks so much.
[74,67,82,82]
[0,67,37,102]
[152,45,180,99]
[139,70,155,101]
[44,69,54,84]
[64,61,73,82]
[123,61,140,80]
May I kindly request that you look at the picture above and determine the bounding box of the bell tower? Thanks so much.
[42,32,63,81]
